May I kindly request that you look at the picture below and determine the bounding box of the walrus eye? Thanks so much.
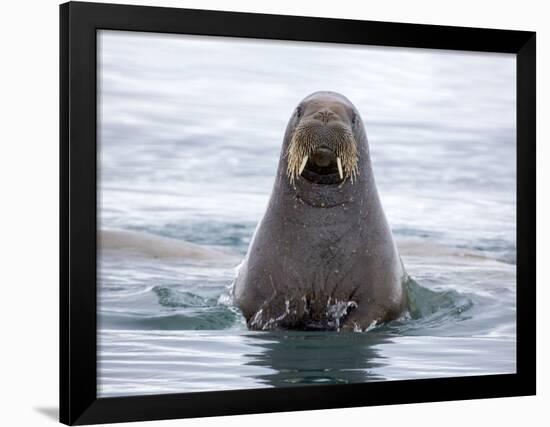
[351,113,357,125]
[296,106,303,118]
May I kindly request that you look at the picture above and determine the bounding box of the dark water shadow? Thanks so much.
[34,406,58,421]
[243,330,391,388]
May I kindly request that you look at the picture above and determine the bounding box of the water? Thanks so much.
[97,30,516,397]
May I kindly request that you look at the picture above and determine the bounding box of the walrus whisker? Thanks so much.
[336,157,343,179]
[286,125,358,184]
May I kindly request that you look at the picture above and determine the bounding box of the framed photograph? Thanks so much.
[60,1,536,425]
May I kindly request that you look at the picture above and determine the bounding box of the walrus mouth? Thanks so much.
[299,148,343,185]
[286,124,358,185]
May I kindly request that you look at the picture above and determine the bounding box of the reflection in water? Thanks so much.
[244,332,389,387]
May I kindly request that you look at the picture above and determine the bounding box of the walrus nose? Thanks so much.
[313,109,337,124]
[311,147,336,168]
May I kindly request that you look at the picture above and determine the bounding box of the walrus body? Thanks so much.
[233,92,407,331]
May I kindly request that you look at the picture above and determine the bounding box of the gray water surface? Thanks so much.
[98,30,516,397]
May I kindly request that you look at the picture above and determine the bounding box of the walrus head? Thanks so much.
[284,92,366,187]
[277,92,370,208]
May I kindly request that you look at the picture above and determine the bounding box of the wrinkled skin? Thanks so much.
[233,91,407,331]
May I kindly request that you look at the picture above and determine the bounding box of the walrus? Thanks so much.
[233,91,408,331]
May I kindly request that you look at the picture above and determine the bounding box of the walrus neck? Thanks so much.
[267,163,381,229]
[272,156,373,209]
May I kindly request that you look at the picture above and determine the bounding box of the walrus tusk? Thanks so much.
[299,156,308,175]
[337,157,343,180]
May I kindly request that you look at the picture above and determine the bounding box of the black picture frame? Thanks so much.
[60,1,536,425]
